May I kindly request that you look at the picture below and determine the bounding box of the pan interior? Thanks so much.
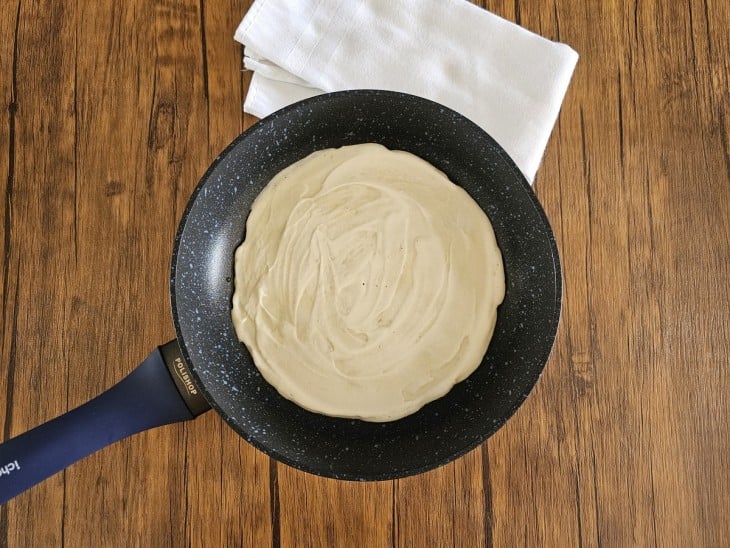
[171,90,561,480]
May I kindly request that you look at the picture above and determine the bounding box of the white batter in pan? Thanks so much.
[232,143,504,421]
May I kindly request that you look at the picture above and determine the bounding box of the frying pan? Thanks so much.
[0,90,561,504]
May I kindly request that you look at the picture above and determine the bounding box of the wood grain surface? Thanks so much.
[0,0,727,546]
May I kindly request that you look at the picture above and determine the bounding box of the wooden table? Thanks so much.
[0,1,727,546]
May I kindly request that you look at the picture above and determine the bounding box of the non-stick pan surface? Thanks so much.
[171,90,561,480]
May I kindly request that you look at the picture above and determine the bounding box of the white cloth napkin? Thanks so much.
[234,0,578,183]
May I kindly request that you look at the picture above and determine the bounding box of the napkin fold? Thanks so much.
[235,0,578,182]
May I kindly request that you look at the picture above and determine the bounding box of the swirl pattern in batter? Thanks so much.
[232,143,504,421]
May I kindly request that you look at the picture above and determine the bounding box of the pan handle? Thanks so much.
[0,340,209,505]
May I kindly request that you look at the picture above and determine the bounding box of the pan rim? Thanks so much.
[170,89,562,481]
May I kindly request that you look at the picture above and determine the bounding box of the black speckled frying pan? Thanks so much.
[0,90,560,503]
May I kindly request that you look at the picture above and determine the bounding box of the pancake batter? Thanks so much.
[231,143,504,421]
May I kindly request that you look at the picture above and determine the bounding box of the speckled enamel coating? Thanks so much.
[170,90,561,481]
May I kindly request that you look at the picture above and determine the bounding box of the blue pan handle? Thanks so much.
[0,340,209,505]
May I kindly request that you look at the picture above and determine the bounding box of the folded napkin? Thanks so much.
[235,0,578,183]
